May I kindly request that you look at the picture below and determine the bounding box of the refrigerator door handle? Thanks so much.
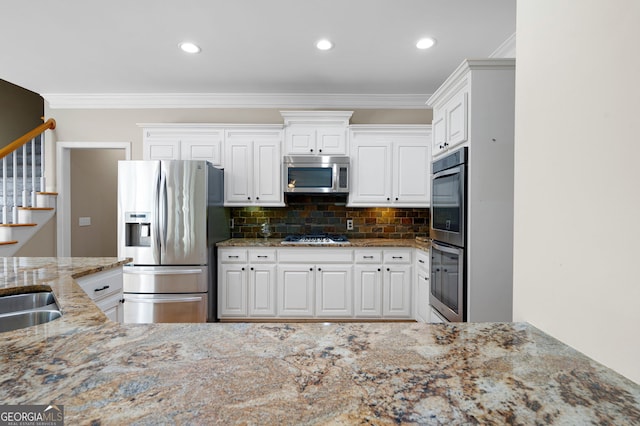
[159,169,168,254]
[125,268,205,275]
[152,165,162,262]
[125,296,204,304]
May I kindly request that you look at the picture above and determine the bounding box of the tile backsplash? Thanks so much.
[230,195,429,239]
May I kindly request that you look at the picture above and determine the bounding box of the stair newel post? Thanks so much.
[21,145,28,207]
[30,137,36,207]
[12,151,18,224]
[39,134,45,198]
[2,156,7,224]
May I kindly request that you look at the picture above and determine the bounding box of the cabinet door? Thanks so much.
[315,265,353,317]
[350,141,391,204]
[446,90,468,149]
[224,140,253,204]
[415,268,430,323]
[393,141,430,206]
[277,265,315,317]
[316,127,347,155]
[354,265,383,317]
[219,264,248,317]
[253,140,282,205]
[96,292,124,323]
[285,126,316,155]
[248,264,277,317]
[432,111,447,157]
[143,139,180,160]
[181,134,223,166]
[383,265,412,318]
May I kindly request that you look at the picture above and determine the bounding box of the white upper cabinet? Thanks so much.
[349,125,431,207]
[141,124,224,166]
[281,111,353,156]
[224,126,284,206]
[427,59,515,159]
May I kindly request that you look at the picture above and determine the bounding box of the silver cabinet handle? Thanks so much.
[126,297,202,304]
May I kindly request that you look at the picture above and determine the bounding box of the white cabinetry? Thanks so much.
[140,124,224,165]
[224,127,284,206]
[381,250,412,318]
[414,249,430,323]
[428,58,516,322]
[353,250,383,317]
[76,267,124,323]
[277,264,315,317]
[281,111,353,156]
[349,126,431,207]
[218,249,277,318]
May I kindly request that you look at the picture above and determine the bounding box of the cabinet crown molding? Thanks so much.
[426,58,515,107]
[280,110,354,127]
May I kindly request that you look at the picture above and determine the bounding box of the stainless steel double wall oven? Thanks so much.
[430,147,467,322]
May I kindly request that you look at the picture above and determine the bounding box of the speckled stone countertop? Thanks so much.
[1,257,639,424]
[217,237,430,251]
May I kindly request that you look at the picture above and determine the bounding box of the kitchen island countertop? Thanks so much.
[1,257,638,424]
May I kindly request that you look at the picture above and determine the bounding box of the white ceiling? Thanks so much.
[1,0,515,108]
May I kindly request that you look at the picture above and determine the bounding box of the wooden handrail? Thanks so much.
[0,118,56,159]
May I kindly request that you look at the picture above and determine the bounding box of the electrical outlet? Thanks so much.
[229,218,234,229]
[346,219,353,231]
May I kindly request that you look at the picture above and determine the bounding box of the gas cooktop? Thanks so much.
[281,234,350,245]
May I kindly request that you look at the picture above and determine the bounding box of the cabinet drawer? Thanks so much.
[416,249,429,270]
[278,248,353,263]
[76,267,123,301]
[383,250,412,264]
[219,249,248,263]
[249,249,276,263]
[354,250,382,263]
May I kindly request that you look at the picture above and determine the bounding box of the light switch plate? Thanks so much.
[79,217,91,227]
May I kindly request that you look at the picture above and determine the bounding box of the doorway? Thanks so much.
[56,142,131,256]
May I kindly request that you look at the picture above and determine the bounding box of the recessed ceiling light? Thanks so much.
[416,38,436,50]
[316,39,334,51]
[179,42,201,54]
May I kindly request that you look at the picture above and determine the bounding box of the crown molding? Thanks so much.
[490,32,516,58]
[41,92,432,109]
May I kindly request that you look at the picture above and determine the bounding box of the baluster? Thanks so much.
[39,133,46,194]
[2,156,7,223]
[22,144,27,207]
[12,151,18,223]
[30,137,36,207]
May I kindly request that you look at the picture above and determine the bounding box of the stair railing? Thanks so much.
[0,118,56,224]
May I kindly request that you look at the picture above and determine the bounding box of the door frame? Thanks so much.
[56,141,131,256]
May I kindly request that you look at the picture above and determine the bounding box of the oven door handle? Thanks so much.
[431,241,463,255]
[432,165,463,180]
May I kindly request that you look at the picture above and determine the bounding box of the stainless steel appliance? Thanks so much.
[430,147,467,322]
[117,160,229,323]
[283,155,349,194]
[430,147,466,247]
[281,234,350,245]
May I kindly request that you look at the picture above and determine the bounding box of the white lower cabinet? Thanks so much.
[76,267,124,323]
[414,249,430,323]
[277,265,315,317]
[218,247,419,320]
[315,265,353,317]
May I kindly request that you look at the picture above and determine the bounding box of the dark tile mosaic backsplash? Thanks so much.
[230,195,429,239]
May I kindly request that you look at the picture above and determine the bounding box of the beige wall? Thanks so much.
[15,217,56,256]
[0,80,43,147]
[42,107,431,191]
[514,0,640,383]
[70,149,125,256]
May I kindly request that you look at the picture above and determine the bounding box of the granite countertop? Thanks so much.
[218,237,430,251]
[1,257,639,424]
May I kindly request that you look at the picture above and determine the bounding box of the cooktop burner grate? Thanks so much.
[281,234,350,245]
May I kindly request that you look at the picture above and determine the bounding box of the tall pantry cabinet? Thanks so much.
[427,58,516,322]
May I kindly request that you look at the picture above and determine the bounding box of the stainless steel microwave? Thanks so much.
[283,155,350,194]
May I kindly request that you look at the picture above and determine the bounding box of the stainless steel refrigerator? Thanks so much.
[117,160,229,323]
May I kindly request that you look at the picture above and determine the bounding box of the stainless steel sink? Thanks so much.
[0,310,62,333]
[0,292,58,315]
[0,291,62,333]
